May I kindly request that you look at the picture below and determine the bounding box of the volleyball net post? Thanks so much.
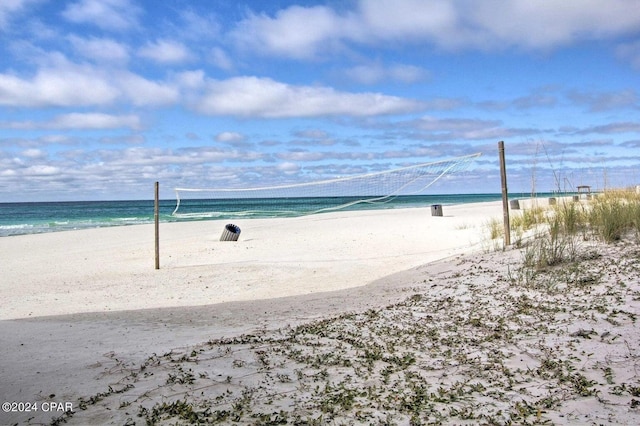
[498,142,511,246]
[154,181,160,270]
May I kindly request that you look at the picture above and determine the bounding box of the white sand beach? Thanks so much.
[1,200,639,425]
[0,202,500,320]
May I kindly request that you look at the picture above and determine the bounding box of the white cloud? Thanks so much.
[138,39,192,64]
[0,169,17,177]
[25,164,60,176]
[0,55,426,116]
[344,63,428,84]
[388,64,429,83]
[358,0,457,42]
[210,47,234,71]
[232,5,351,59]
[215,131,246,143]
[177,9,221,40]
[0,65,119,107]
[232,0,640,57]
[40,134,73,145]
[0,0,35,31]
[276,161,301,174]
[174,70,206,89]
[2,113,141,130]
[0,59,179,107]
[193,76,422,118]
[117,72,179,106]
[52,113,141,130]
[68,35,129,63]
[21,148,47,159]
[343,65,383,85]
[468,0,640,50]
[275,151,328,162]
[62,0,141,31]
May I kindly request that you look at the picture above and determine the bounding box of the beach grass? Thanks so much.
[587,190,640,242]
[488,189,640,264]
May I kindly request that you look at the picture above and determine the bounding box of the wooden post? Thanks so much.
[154,181,160,270]
[498,141,511,246]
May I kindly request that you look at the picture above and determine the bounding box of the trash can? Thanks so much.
[431,204,443,217]
[220,223,241,241]
[548,197,557,205]
[509,199,520,210]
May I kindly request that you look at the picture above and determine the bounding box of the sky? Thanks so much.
[1,0,639,202]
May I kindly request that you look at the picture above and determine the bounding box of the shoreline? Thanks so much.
[0,192,562,238]
[0,193,506,238]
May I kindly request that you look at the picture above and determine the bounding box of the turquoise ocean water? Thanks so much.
[0,193,535,237]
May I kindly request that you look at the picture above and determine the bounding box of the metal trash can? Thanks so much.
[431,204,443,217]
[220,223,241,241]
[509,199,520,210]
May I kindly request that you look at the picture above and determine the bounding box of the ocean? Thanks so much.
[0,193,527,237]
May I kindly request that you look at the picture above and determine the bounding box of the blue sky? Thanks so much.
[1,0,639,202]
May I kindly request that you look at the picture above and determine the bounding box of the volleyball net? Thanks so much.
[172,153,482,218]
